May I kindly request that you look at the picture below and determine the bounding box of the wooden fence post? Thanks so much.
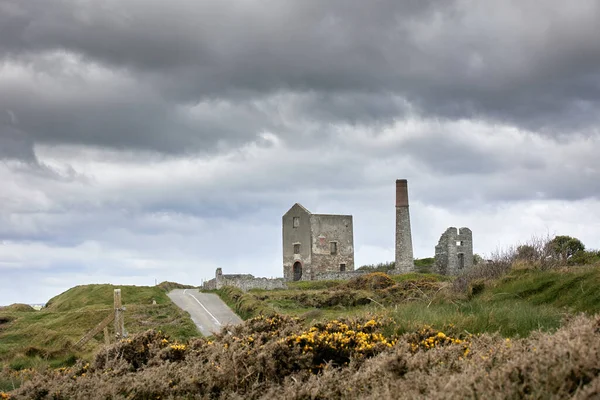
[114,289,125,339]
[74,312,115,349]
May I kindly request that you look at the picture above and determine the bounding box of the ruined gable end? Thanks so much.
[434,227,474,276]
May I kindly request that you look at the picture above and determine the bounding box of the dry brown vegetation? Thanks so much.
[5,312,600,399]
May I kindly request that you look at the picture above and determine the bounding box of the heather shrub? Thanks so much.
[9,313,600,399]
[258,277,448,314]
[376,278,448,304]
[346,272,395,290]
[254,289,373,310]
[93,329,171,371]
[266,314,600,399]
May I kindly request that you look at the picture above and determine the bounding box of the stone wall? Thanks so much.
[282,203,312,281]
[203,268,372,291]
[309,213,354,275]
[202,268,287,292]
[203,278,217,290]
[434,227,473,275]
[312,270,367,281]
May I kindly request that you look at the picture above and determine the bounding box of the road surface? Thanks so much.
[167,289,243,336]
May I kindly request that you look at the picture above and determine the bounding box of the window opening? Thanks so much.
[458,253,465,269]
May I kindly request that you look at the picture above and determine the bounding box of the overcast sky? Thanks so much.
[1,0,600,305]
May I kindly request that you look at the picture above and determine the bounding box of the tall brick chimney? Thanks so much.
[395,179,414,273]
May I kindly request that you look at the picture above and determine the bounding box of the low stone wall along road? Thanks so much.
[167,289,243,336]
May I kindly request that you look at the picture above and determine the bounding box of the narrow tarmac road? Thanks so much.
[167,289,243,336]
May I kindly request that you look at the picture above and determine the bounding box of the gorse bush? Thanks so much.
[406,325,469,355]
[8,312,600,399]
[283,317,395,371]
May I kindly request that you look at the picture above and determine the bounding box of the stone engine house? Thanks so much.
[282,203,354,281]
[434,227,473,275]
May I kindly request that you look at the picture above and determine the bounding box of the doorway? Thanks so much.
[293,262,302,281]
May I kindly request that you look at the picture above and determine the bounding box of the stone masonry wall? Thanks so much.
[395,206,414,273]
[282,204,312,281]
[434,227,473,276]
[313,270,367,281]
[202,268,287,292]
[309,214,354,276]
[394,180,414,274]
[203,268,387,290]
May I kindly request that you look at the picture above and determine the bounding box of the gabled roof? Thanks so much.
[284,203,311,216]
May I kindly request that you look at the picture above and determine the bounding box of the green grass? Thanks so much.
[389,272,452,283]
[486,266,600,313]
[0,284,199,372]
[256,284,563,338]
[215,287,276,320]
[215,266,600,339]
[390,299,562,338]
[45,284,173,311]
[389,266,600,337]
[284,280,345,290]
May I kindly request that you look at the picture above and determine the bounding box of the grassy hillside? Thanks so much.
[0,284,199,377]
[3,265,600,398]
[218,267,600,338]
[486,266,600,313]
[45,283,171,311]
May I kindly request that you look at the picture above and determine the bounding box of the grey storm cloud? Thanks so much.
[1,0,600,157]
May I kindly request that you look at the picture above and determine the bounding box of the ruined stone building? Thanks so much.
[434,227,473,275]
[202,268,286,291]
[282,203,354,281]
[394,179,415,273]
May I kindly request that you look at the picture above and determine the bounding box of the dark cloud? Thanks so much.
[2,0,600,304]
[0,110,36,160]
[402,135,506,175]
[1,0,600,157]
[0,125,35,160]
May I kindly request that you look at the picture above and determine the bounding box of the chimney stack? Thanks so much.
[395,179,414,273]
[396,179,409,207]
